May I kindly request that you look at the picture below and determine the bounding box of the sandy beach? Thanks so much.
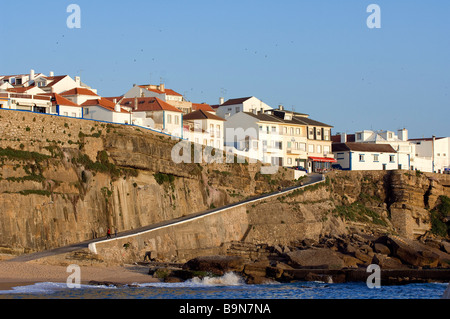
[0,260,160,291]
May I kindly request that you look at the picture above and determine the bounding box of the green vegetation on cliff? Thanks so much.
[431,195,450,237]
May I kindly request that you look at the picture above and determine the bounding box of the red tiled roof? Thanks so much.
[6,86,36,93]
[42,93,79,107]
[183,110,225,121]
[61,87,98,96]
[81,98,130,113]
[192,103,215,112]
[120,97,182,113]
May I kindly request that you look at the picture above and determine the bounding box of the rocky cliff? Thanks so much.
[0,110,449,259]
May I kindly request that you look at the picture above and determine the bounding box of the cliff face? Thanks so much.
[0,110,449,257]
[0,110,296,254]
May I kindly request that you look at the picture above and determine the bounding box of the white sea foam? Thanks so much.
[138,272,246,288]
[0,281,117,295]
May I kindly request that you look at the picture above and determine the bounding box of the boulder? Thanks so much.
[183,255,245,276]
[286,248,345,270]
[441,241,450,254]
[372,253,407,269]
[243,261,269,278]
[341,255,363,268]
[384,236,450,268]
[354,250,374,265]
[374,243,391,255]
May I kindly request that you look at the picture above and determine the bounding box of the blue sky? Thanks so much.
[1,0,449,138]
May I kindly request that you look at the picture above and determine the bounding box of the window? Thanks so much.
[290,128,294,135]
[259,125,263,132]
[216,125,221,138]
[72,112,77,117]
[317,145,322,154]
[174,116,179,125]
[210,124,214,137]
[308,144,314,153]
[63,112,68,116]
[287,158,292,165]
[390,155,395,162]
[84,108,89,115]
[167,114,172,124]
[324,146,330,154]
[284,127,288,134]
[309,128,314,137]
[296,128,301,135]
[337,153,345,160]
[373,154,379,162]
[299,143,306,151]
[287,142,292,149]
[357,133,362,140]
[359,154,365,162]
[235,107,240,113]
[272,126,276,133]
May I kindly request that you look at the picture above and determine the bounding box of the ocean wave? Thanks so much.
[138,272,247,288]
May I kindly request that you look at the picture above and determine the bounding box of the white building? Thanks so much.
[0,92,53,114]
[335,129,414,171]
[60,87,100,105]
[119,97,183,137]
[409,137,450,174]
[183,110,225,149]
[81,98,132,124]
[123,84,183,102]
[224,111,285,166]
[215,96,273,120]
[332,142,399,171]
[43,93,83,118]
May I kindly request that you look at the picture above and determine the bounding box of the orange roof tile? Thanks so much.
[61,87,98,96]
[192,103,215,113]
[138,85,183,97]
[42,93,79,107]
[120,97,183,113]
[81,98,130,113]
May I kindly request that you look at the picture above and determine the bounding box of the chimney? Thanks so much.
[159,83,165,92]
[29,69,35,82]
[114,103,121,113]
[341,133,347,143]
[219,97,224,105]
[75,76,81,86]
[279,105,284,111]
[134,97,138,111]
[49,71,54,77]
[398,128,408,142]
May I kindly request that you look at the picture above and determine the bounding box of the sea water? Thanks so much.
[0,272,447,300]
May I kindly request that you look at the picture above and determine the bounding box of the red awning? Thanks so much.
[308,156,337,163]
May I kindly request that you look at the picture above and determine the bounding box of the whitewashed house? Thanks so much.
[183,110,225,149]
[332,142,399,171]
[215,96,273,120]
[42,93,83,118]
[224,111,284,166]
[409,137,450,174]
[119,97,183,137]
[60,87,100,105]
[0,92,53,113]
[81,98,131,124]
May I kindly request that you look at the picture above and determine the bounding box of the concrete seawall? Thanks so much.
[89,178,325,264]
